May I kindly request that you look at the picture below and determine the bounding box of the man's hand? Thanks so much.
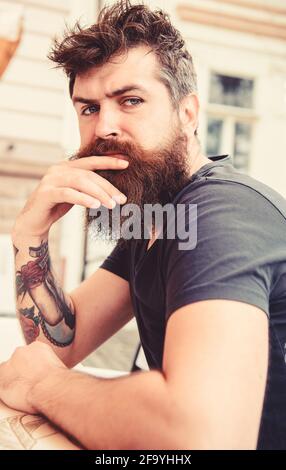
[12,155,129,240]
[0,342,66,414]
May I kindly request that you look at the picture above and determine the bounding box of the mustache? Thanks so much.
[71,138,143,161]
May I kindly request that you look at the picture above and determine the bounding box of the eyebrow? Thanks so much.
[72,85,148,105]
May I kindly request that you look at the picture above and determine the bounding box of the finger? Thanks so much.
[88,172,127,204]
[66,156,129,171]
[50,187,102,209]
[51,169,127,206]
[68,167,127,202]
[71,177,118,209]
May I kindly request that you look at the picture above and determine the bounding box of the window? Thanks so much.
[206,72,255,172]
[206,117,223,156]
[209,73,254,108]
[233,121,252,170]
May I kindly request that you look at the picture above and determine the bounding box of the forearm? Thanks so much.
[30,368,187,450]
[12,231,76,360]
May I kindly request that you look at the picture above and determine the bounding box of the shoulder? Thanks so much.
[176,168,286,230]
[161,170,284,319]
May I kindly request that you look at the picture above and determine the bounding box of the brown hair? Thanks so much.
[48,0,198,130]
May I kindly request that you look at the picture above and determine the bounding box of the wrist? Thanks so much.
[29,366,68,414]
[11,228,48,246]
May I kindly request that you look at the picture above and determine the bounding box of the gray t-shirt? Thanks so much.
[101,155,286,449]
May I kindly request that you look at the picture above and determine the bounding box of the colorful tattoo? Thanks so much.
[19,306,40,344]
[16,240,75,347]
[16,240,49,297]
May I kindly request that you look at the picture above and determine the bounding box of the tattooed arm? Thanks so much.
[12,233,133,368]
[10,155,132,367]
[12,235,75,351]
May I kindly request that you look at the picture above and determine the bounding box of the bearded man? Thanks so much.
[1,1,286,451]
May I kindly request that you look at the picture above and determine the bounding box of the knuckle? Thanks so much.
[59,159,70,165]
[38,183,52,196]
[76,176,88,188]
[63,171,80,188]
[90,172,100,183]
[94,173,109,187]
[42,173,52,185]
[59,187,72,199]
[47,164,59,174]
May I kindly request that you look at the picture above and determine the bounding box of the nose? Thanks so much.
[94,107,121,139]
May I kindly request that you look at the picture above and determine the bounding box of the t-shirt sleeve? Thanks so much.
[100,241,130,282]
[163,181,279,321]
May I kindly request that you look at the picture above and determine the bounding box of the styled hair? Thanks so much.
[48,0,198,129]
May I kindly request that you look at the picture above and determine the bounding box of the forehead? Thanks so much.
[73,45,163,96]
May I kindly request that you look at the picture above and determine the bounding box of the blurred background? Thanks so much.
[0,0,285,373]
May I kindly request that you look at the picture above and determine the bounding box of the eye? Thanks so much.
[122,97,143,107]
[81,105,99,116]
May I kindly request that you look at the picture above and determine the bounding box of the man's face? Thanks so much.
[71,45,192,239]
[73,45,182,153]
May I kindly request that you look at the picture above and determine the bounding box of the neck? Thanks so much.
[187,137,210,178]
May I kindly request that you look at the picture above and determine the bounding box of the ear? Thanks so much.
[178,93,199,135]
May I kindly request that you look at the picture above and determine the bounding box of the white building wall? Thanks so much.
[0,0,100,314]
[172,0,286,196]
[0,0,70,160]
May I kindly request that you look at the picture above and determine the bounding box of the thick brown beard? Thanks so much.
[70,126,191,243]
